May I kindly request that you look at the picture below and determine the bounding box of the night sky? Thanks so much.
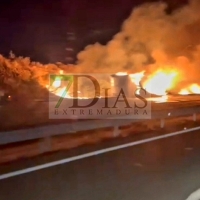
[0,0,187,64]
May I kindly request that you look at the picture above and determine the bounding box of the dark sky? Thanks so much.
[0,0,188,64]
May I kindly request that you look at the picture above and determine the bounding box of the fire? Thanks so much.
[179,89,189,95]
[49,76,87,99]
[179,83,200,95]
[110,77,114,87]
[129,71,145,86]
[148,95,169,103]
[159,95,169,102]
[49,76,71,98]
[189,84,200,94]
[115,72,128,76]
[143,69,178,96]
[51,86,72,98]
[55,87,70,98]
[52,78,61,88]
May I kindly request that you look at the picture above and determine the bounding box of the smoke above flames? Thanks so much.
[75,0,200,93]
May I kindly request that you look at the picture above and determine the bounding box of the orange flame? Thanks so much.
[55,87,70,98]
[52,79,61,88]
[179,83,200,95]
[129,71,145,86]
[189,84,200,94]
[115,72,128,76]
[143,69,178,96]
[179,89,190,95]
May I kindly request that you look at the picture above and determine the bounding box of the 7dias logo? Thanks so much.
[48,74,151,119]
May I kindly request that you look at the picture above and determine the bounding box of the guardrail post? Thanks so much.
[193,113,197,122]
[39,137,51,153]
[160,119,165,128]
[113,125,120,137]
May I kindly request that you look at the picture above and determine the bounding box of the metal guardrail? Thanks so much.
[0,106,200,145]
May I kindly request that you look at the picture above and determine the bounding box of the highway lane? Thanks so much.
[1,128,200,199]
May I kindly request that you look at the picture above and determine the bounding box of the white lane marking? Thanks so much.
[0,126,200,180]
[186,188,200,200]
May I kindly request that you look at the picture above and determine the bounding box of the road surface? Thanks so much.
[0,127,200,200]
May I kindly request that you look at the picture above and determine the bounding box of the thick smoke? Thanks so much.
[76,0,200,90]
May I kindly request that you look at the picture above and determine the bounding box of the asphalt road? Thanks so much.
[0,128,200,200]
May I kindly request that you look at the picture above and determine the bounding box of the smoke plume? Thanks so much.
[76,0,200,90]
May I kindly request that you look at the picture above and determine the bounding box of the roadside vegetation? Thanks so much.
[0,52,74,130]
